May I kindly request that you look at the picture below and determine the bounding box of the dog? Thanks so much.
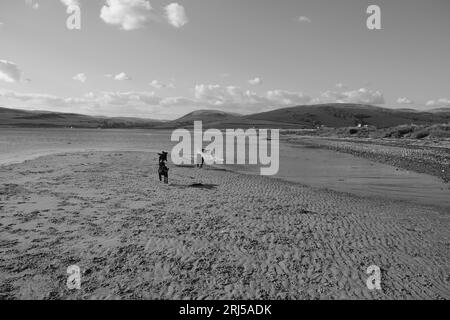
[158,151,169,184]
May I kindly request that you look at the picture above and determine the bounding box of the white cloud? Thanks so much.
[60,0,79,7]
[1,91,52,102]
[165,3,188,28]
[320,88,385,104]
[160,96,195,107]
[335,83,347,89]
[72,73,87,83]
[266,90,312,105]
[397,97,414,105]
[426,99,450,108]
[298,16,312,23]
[194,84,312,112]
[1,84,388,119]
[92,91,161,105]
[248,77,262,85]
[0,60,22,83]
[0,90,163,116]
[113,72,131,81]
[26,0,39,9]
[100,0,152,30]
[150,80,174,89]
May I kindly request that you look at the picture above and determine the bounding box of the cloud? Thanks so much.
[0,89,164,116]
[165,3,188,28]
[0,60,22,83]
[1,91,54,102]
[149,80,174,89]
[1,84,387,119]
[160,96,195,107]
[266,90,312,105]
[248,77,262,85]
[320,88,385,104]
[335,83,348,89]
[60,0,80,7]
[194,84,312,112]
[100,0,153,30]
[25,0,39,9]
[113,72,131,81]
[194,84,257,106]
[298,16,312,23]
[426,99,450,108]
[397,97,414,105]
[92,91,161,105]
[72,73,87,83]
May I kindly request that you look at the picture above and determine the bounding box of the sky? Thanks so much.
[0,0,449,119]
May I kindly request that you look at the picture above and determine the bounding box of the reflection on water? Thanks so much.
[1,127,449,209]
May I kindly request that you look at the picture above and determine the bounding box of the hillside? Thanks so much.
[1,104,449,129]
[0,107,163,128]
[244,104,450,128]
[169,110,241,128]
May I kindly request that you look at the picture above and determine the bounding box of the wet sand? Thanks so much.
[0,151,449,299]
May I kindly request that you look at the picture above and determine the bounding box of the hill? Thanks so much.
[0,107,164,128]
[1,104,449,129]
[169,110,241,127]
[243,104,450,128]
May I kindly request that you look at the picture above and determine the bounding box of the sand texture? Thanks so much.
[0,151,449,299]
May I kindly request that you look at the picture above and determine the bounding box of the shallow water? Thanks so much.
[0,128,172,165]
[1,127,449,208]
[231,142,450,208]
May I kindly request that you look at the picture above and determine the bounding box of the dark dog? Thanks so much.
[158,162,169,184]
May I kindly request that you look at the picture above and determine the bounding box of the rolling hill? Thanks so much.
[169,110,241,127]
[243,104,450,128]
[0,107,164,128]
[0,104,449,129]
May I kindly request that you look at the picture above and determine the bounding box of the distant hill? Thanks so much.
[1,104,449,129]
[428,107,450,114]
[243,104,450,128]
[0,107,164,128]
[169,110,241,128]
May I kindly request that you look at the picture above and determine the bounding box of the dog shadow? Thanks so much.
[169,182,218,190]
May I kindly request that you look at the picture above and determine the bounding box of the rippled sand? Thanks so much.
[0,151,449,299]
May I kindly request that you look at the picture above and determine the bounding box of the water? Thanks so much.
[0,128,174,165]
[1,127,449,208]
[231,142,450,208]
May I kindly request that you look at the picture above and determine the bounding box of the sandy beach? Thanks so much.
[0,151,449,300]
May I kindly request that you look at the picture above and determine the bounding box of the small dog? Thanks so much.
[158,151,169,184]
[158,162,169,184]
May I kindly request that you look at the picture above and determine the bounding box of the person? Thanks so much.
[198,148,205,168]
[157,151,169,184]
[200,148,205,168]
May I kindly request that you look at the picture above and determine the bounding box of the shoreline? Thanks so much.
[0,151,449,299]
[282,135,450,184]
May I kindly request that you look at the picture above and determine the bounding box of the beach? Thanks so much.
[1,151,449,299]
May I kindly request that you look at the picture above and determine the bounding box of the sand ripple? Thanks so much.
[0,151,449,299]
